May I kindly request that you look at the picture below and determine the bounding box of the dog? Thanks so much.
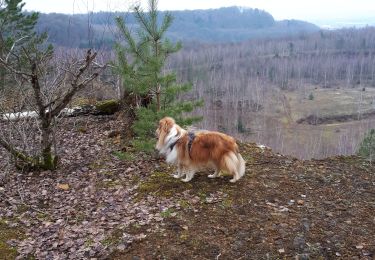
[155,117,245,183]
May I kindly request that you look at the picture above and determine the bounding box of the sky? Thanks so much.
[23,0,375,24]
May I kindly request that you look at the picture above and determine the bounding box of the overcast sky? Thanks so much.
[23,0,375,23]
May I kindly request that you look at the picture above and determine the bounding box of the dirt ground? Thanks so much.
[0,116,374,259]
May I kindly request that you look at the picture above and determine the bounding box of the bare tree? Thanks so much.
[0,48,105,170]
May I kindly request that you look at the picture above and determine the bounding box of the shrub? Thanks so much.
[357,129,375,162]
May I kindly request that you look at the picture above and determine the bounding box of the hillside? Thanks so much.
[168,27,375,159]
[35,7,320,48]
[0,115,374,259]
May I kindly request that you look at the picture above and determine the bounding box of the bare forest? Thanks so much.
[167,27,375,158]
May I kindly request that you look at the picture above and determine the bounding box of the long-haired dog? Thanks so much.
[155,117,246,183]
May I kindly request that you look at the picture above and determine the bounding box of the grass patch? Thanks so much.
[137,171,192,198]
[96,179,122,189]
[101,228,123,247]
[0,219,25,259]
[178,199,191,209]
[220,198,233,209]
[112,151,135,161]
[160,208,175,218]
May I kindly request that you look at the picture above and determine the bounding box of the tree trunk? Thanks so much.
[39,118,57,170]
[120,90,137,140]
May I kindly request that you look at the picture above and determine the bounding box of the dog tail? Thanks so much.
[236,153,246,178]
[223,152,246,181]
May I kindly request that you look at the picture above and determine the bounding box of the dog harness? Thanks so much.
[169,132,180,151]
[187,132,195,156]
[169,132,196,157]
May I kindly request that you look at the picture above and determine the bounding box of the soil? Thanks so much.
[0,116,374,259]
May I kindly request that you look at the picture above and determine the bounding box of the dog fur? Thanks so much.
[156,117,246,183]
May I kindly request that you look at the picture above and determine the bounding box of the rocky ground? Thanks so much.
[0,116,375,259]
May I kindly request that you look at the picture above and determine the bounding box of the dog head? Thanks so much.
[155,117,176,151]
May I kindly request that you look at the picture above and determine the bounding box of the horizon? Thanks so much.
[23,0,375,28]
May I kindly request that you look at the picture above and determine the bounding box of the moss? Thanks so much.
[137,171,192,198]
[112,151,135,161]
[16,204,29,214]
[89,160,105,170]
[77,126,87,133]
[220,198,233,208]
[0,219,25,259]
[101,228,123,247]
[85,238,94,247]
[178,199,191,209]
[96,179,122,189]
[179,231,189,241]
[96,99,120,115]
[197,191,207,201]
[160,208,174,218]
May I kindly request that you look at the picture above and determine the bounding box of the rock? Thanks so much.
[57,183,70,190]
[117,244,127,251]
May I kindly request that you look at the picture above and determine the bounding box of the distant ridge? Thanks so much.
[35,6,320,48]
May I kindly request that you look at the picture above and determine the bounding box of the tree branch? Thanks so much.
[49,49,106,118]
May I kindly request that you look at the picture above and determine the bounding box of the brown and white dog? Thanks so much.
[155,117,245,183]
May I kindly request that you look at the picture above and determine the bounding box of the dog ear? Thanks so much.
[162,120,171,133]
[160,117,174,133]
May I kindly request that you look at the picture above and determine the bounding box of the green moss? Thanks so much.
[112,151,135,161]
[179,231,189,241]
[96,179,122,189]
[16,204,29,214]
[101,228,123,247]
[0,219,25,259]
[77,126,87,133]
[85,238,94,247]
[178,199,191,209]
[220,198,233,208]
[160,208,174,218]
[197,191,207,201]
[89,160,104,170]
[96,99,120,115]
[137,171,192,197]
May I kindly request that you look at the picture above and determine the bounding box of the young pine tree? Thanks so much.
[358,129,375,163]
[115,0,202,152]
[0,0,46,90]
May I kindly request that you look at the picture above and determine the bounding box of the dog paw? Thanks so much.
[208,174,217,178]
[182,178,191,182]
[229,178,237,183]
[173,174,181,179]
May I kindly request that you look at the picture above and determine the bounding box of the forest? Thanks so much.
[35,6,319,48]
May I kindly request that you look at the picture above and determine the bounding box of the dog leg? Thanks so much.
[208,169,220,178]
[173,165,184,179]
[182,170,195,182]
[229,170,240,183]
